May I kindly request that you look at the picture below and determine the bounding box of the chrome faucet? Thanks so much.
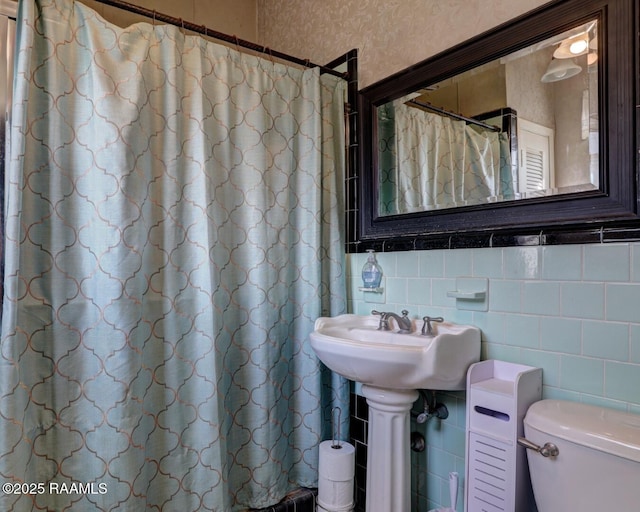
[372,309,412,333]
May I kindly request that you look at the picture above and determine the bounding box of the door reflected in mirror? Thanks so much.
[377,20,598,216]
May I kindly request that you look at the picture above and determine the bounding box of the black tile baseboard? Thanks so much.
[249,487,317,512]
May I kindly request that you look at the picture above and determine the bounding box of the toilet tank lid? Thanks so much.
[524,399,640,463]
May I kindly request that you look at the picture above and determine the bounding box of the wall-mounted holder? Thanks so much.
[358,286,384,294]
[447,277,488,311]
[360,278,386,304]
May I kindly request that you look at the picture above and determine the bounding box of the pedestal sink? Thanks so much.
[310,313,481,512]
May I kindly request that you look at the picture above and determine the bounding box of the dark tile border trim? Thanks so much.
[348,224,640,253]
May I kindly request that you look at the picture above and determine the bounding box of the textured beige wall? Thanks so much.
[257,0,551,89]
[12,0,554,89]
[81,0,257,42]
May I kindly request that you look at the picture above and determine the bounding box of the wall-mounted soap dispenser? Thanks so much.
[361,249,382,290]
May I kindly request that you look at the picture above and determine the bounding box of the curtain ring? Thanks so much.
[152,10,156,26]
[180,18,185,35]
[263,46,275,64]
[202,24,208,39]
[233,35,241,52]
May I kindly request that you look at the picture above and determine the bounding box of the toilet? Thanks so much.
[522,399,640,511]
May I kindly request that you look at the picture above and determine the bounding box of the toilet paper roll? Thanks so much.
[319,440,355,480]
[317,440,355,510]
[318,479,354,511]
[317,503,353,512]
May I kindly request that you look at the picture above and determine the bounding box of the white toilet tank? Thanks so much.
[523,399,640,511]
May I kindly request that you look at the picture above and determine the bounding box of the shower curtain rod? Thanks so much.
[406,99,500,132]
[91,0,347,79]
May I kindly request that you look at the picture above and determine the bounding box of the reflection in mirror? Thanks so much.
[377,20,598,216]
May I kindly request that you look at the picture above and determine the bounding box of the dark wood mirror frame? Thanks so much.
[351,0,638,253]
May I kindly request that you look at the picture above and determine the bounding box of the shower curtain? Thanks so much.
[0,0,348,511]
[378,101,514,214]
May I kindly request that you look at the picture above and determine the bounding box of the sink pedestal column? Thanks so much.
[361,384,419,512]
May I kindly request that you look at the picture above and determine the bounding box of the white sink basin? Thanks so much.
[310,314,481,390]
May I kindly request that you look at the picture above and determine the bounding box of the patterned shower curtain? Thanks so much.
[378,101,514,214]
[0,0,348,510]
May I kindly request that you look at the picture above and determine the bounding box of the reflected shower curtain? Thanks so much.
[0,0,348,510]
[379,101,514,214]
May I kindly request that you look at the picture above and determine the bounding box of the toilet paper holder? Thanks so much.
[331,407,343,449]
[318,407,356,512]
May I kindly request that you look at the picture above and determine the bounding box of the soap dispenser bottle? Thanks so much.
[361,250,382,289]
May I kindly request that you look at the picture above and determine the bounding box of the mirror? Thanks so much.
[377,20,599,215]
[357,0,637,243]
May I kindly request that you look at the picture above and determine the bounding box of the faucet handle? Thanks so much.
[397,310,412,333]
[371,310,389,330]
[421,315,444,336]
